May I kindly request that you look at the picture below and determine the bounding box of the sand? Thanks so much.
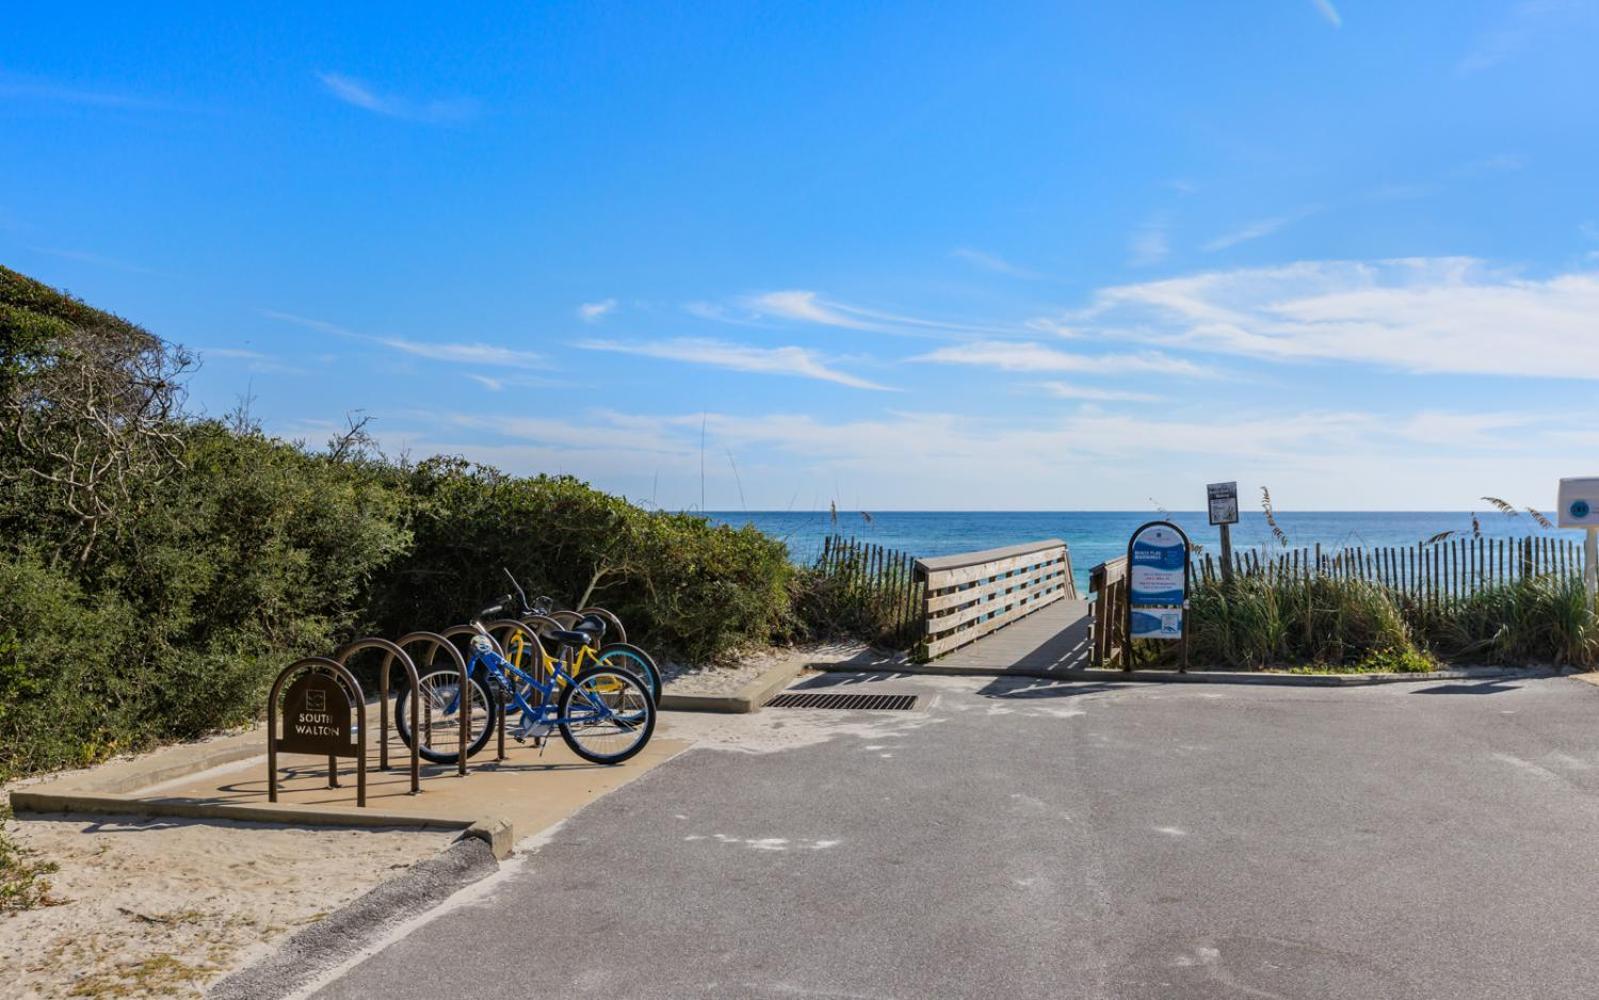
[1,807,451,999]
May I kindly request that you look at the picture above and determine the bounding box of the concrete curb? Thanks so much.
[207,836,500,1000]
[815,663,1562,687]
[659,655,809,714]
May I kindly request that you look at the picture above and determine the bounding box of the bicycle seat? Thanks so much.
[575,614,607,636]
[548,628,596,648]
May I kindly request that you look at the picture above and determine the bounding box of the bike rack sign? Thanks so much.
[279,672,356,757]
[1125,520,1191,670]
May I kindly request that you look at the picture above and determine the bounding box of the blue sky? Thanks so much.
[4,1,1598,511]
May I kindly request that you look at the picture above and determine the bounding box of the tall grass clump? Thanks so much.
[1189,571,1599,671]
[1188,574,1423,670]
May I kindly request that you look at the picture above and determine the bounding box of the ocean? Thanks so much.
[707,510,1590,592]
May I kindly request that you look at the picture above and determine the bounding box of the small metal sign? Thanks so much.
[278,672,355,757]
[1207,481,1239,526]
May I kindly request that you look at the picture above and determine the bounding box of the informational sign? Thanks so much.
[1130,607,1184,639]
[1557,478,1599,528]
[278,672,355,757]
[1207,481,1239,526]
[1129,523,1189,606]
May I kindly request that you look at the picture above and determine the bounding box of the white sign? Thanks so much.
[1557,477,1599,529]
[1207,481,1239,526]
[1129,523,1188,607]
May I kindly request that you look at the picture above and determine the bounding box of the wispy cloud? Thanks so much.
[196,347,311,376]
[578,299,618,322]
[1459,0,1578,74]
[950,247,1039,278]
[1037,382,1160,402]
[1202,206,1321,252]
[27,246,163,275]
[1309,0,1342,28]
[1128,219,1170,267]
[315,72,478,124]
[576,337,894,390]
[730,290,1016,338]
[1077,257,1599,379]
[914,340,1211,377]
[265,311,544,369]
[0,73,165,110]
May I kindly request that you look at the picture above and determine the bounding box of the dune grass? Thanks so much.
[1186,572,1598,671]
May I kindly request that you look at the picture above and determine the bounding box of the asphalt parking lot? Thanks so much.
[313,672,1599,999]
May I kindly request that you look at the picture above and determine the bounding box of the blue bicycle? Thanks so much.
[396,599,656,766]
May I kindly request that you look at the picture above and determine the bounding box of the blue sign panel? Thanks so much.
[1129,524,1188,606]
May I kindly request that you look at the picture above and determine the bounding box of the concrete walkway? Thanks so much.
[310,671,1599,999]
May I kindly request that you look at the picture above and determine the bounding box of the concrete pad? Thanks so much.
[13,720,690,859]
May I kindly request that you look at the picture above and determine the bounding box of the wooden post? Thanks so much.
[1219,522,1234,585]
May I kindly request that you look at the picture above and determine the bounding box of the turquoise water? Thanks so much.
[708,511,1589,592]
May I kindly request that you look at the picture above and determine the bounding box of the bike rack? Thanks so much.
[396,630,472,778]
[268,656,368,807]
[486,618,549,762]
[334,637,422,795]
[577,607,627,645]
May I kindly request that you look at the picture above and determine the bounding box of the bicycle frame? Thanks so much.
[452,636,639,730]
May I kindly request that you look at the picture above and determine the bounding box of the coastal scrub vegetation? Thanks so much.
[1186,572,1598,671]
[0,266,791,781]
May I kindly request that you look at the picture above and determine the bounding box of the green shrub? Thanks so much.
[368,460,792,663]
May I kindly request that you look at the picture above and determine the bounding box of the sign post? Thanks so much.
[1126,520,1192,672]
[1558,478,1599,601]
[1207,481,1239,584]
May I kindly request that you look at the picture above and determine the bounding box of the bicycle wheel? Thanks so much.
[587,643,662,704]
[558,666,655,765]
[395,668,497,764]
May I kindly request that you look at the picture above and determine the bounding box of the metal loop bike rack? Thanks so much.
[577,606,627,645]
[334,637,422,795]
[268,656,368,807]
[396,630,473,778]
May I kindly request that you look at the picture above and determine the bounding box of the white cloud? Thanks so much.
[578,299,618,322]
[735,290,1015,338]
[465,374,504,391]
[1077,257,1599,379]
[576,338,893,390]
[379,402,1571,510]
[914,340,1212,378]
[1310,0,1342,28]
[1202,206,1321,252]
[950,248,1039,278]
[316,72,477,124]
[1037,382,1160,403]
[746,290,882,330]
[265,311,544,369]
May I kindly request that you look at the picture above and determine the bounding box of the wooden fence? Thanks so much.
[914,539,1076,661]
[815,535,924,649]
[1198,535,1586,605]
[1089,534,1588,668]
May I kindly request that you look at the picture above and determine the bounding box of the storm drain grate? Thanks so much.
[765,692,919,711]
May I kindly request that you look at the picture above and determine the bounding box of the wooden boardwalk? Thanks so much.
[924,598,1093,675]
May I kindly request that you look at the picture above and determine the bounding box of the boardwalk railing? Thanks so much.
[1088,556,1128,669]
[815,535,924,649]
[915,539,1075,661]
[1198,535,1586,606]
